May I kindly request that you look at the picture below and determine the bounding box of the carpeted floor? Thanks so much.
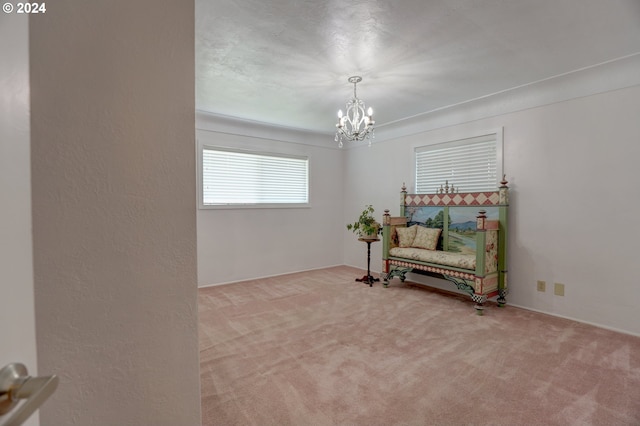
[199,266,640,425]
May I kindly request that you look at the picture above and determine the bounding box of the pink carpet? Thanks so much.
[199,266,640,425]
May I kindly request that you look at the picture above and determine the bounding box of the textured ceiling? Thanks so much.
[196,0,640,134]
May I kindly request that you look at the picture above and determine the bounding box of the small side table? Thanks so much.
[355,237,380,287]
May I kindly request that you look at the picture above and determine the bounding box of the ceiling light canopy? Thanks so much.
[335,76,375,147]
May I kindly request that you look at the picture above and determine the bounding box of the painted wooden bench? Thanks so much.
[381,179,509,315]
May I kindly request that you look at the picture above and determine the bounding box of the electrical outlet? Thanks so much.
[554,283,565,296]
[537,280,546,292]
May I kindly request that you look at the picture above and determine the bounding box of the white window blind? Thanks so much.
[202,147,309,206]
[415,134,499,193]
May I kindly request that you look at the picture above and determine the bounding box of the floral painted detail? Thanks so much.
[390,228,399,248]
[411,226,441,250]
[396,225,418,248]
[485,230,499,273]
[389,247,476,270]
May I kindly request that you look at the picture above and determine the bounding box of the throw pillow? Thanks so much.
[396,225,418,248]
[412,226,441,250]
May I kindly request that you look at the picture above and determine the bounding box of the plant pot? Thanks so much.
[360,222,380,239]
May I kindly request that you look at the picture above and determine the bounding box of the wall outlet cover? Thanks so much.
[554,283,565,296]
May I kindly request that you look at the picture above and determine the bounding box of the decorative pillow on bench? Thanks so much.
[396,225,418,247]
[396,225,442,250]
[412,226,441,251]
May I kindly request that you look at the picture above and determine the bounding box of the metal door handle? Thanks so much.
[0,363,58,426]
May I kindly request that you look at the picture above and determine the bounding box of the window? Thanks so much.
[201,147,309,207]
[415,131,502,193]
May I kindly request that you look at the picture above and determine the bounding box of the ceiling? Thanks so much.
[195,0,640,134]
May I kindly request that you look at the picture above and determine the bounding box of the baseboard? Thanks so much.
[507,303,640,338]
[198,263,348,288]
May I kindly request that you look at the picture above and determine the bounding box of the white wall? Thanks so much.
[0,13,39,426]
[197,114,344,286]
[344,83,640,336]
[30,2,200,425]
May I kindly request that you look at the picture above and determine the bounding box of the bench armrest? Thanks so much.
[382,210,407,260]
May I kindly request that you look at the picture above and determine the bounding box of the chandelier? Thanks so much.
[335,76,375,147]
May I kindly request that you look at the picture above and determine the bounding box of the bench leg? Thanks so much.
[444,275,489,315]
[383,266,412,287]
[471,294,488,316]
[497,288,508,307]
[382,272,389,288]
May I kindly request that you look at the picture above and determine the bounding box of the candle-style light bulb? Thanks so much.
[336,110,344,128]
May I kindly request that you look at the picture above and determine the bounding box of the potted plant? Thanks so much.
[346,204,381,238]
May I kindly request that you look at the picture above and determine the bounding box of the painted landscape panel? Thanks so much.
[404,206,499,253]
[448,206,498,254]
[405,206,444,229]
